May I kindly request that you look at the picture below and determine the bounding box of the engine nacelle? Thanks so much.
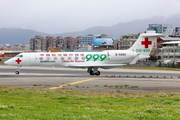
[108,50,136,61]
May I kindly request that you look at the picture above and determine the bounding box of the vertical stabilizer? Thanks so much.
[128,31,164,56]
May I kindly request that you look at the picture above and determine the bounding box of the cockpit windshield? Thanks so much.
[15,54,23,58]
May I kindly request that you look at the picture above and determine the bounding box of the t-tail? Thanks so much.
[128,31,164,60]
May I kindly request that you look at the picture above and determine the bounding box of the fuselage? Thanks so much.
[5,50,137,67]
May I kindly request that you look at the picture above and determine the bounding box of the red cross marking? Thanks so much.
[15,58,22,64]
[141,38,152,48]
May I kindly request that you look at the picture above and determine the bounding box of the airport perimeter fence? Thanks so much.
[128,61,157,67]
[129,61,180,68]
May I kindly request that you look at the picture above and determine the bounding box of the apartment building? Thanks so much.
[30,35,80,51]
[115,34,139,50]
[30,35,46,51]
[173,27,180,36]
[147,24,173,34]
[56,36,64,48]
[79,34,95,44]
[156,37,180,61]
[46,36,57,51]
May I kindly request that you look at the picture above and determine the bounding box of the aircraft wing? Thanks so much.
[67,64,126,69]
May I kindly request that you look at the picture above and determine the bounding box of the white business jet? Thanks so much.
[5,31,164,75]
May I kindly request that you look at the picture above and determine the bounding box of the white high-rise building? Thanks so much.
[147,24,173,34]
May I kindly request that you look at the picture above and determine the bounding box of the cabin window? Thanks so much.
[61,57,64,60]
[54,57,57,60]
[46,57,50,60]
[68,57,71,60]
[75,56,78,60]
[81,56,85,60]
[39,57,43,60]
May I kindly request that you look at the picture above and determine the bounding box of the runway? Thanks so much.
[0,65,180,92]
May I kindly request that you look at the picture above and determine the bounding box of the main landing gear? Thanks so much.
[87,67,100,76]
[15,66,21,75]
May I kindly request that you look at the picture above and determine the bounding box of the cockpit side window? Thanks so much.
[15,54,23,57]
[19,55,23,57]
[15,55,19,57]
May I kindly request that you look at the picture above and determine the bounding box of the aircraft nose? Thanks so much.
[4,60,8,65]
[4,59,11,65]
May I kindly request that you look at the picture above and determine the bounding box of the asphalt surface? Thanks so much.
[0,65,180,92]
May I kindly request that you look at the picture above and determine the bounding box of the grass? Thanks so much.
[0,86,180,120]
[103,84,139,89]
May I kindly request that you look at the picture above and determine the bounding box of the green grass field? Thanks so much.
[0,86,180,120]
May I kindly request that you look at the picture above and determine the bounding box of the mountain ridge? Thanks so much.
[1,15,180,44]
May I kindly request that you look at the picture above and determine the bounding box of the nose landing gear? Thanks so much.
[15,66,21,75]
[15,71,19,75]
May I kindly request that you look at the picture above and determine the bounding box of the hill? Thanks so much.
[0,28,49,44]
[1,15,180,44]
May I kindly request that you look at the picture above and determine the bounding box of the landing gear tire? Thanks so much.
[15,71,19,75]
[95,71,100,76]
[88,67,100,76]
[89,70,100,76]
[89,70,95,75]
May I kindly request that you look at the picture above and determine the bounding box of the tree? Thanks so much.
[158,61,161,67]
[149,56,157,61]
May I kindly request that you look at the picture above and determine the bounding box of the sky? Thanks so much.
[0,0,180,34]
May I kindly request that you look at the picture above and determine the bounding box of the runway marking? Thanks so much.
[49,78,98,90]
